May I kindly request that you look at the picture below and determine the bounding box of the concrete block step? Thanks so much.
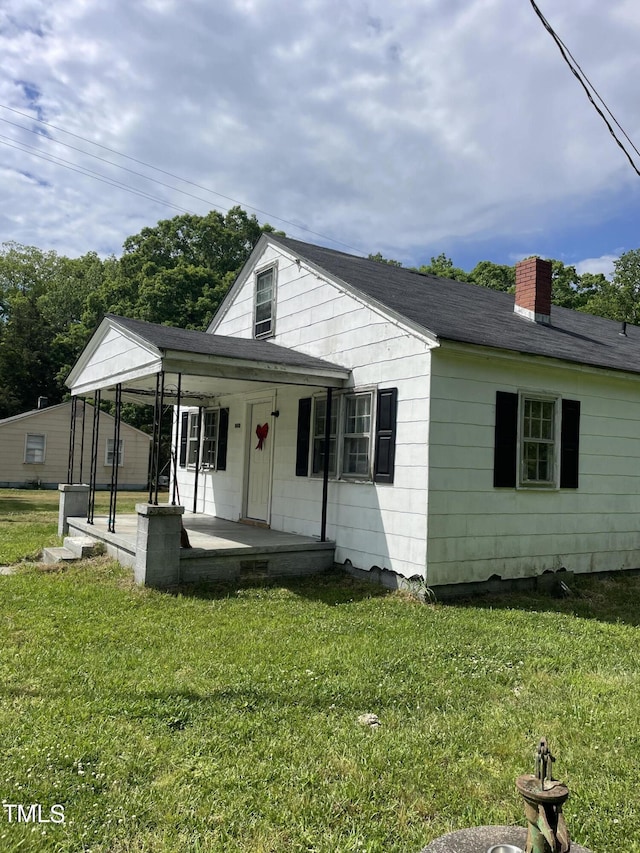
[63,536,104,559]
[41,546,79,564]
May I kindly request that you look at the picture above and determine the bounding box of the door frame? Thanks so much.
[242,397,275,524]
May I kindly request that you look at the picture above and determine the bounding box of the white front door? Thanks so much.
[245,401,273,523]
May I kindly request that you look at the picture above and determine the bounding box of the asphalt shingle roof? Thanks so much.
[270,235,640,377]
[109,314,348,375]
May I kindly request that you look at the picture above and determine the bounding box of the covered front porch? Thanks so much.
[63,510,336,584]
[62,314,350,586]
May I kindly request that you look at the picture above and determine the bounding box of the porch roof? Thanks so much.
[66,314,350,404]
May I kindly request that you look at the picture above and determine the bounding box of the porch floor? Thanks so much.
[66,512,336,583]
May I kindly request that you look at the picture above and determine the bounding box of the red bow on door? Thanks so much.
[255,423,269,450]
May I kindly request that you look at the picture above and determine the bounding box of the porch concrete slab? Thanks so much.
[64,511,336,583]
[181,514,333,553]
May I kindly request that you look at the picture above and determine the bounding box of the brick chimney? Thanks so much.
[514,257,552,324]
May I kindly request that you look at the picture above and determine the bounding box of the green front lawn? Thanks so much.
[0,563,638,852]
[0,490,638,851]
[0,489,149,565]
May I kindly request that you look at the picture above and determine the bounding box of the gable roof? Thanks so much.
[108,314,347,374]
[0,400,151,439]
[269,235,640,377]
[66,314,350,400]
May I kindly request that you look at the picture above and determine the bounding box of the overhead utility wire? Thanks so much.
[0,102,364,254]
[0,136,197,216]
[0,116,232,217]
[529,0,640,178]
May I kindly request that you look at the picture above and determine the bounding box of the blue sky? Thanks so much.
[1,0,639,279]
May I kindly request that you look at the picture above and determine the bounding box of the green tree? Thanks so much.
[113,206,270,329]
[368,252,403,267]
[417,253,469,281]
[0,243,68,417]
[468,260,515,292]
[582,249,640,323]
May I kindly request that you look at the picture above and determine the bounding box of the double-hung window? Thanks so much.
[342,393,373,478]
[304,389,394,482]
[494,391,580,489]
[105,438,124,467]
[254,266,275,338]
[520,397,555,485]
[187,413,200,466]
[311,397,338,476]
[200,410,219,469]
[24,433,46,464]
[180,408,229,471]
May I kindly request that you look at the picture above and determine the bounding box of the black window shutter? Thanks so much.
[216,408,229,471]
[179,412,189,468]
[494,391,518,487]
[374,388,398,484]
[295,398,312,476]
[560,399,580,488]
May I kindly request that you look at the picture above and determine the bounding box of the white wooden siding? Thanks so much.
[197,242,434,580]
[428,345,640,585]
[73,327,159,390]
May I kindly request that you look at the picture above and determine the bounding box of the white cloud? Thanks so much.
[575,254,618,279]
[0,0,639,260]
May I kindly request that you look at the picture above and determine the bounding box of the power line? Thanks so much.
[0,136,198,216]
[529,0,640,178]
[0,101,365,254]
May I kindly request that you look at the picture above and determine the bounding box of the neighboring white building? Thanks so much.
[0,400,151,490]
[66,234,640,589]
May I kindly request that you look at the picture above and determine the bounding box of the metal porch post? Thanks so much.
[87,390,101,524]
[171,373,182,506]
[320,387,333,542]
[67,396,77,484]
[79,398,87,483]
[192,407,203,514]
[108,383,122,533]
[153,371,166,506]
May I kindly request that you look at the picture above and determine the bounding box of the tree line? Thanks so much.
[1,205,639,424]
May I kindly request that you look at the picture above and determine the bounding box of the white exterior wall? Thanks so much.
[427,344,640,585]
[192,242,434,580]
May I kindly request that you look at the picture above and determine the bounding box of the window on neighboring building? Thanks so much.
[24,433,46,464]
[105,438,124,466]
[254,266,275,338]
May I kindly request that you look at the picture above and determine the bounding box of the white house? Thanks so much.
[65,233,640,589]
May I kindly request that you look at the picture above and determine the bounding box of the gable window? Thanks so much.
[105,438,124,467]
[254,266,275,338]
[25,433,46,464]
[494,392,580,489]
[298,388,397,483]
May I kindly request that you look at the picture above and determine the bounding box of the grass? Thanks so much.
[0,489,150,564]
[0,492,638,851]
